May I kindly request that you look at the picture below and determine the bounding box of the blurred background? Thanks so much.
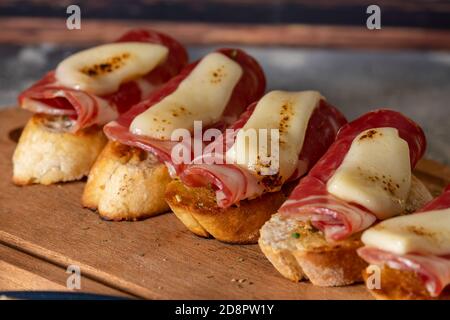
[0,0,449,163]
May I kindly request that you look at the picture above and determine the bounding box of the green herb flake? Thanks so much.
[291,232,300,239]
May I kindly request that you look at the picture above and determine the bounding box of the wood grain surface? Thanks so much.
[0,243,131,297]
[1,18,450,50]
[0,108,449,299]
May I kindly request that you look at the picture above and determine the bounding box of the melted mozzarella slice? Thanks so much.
[327,127,411,220]
[130,52,243,140]
[226,90,322,184]
[56,42,168,96]
[362,208,450,256]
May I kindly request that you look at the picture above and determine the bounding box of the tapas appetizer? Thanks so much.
[259,109,433,286]
[82,49,266,220]
[166,90,347,243]
[13,29,187,185]
[358,185,450,299]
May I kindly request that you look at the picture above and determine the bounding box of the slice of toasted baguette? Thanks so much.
[362,265,449,300]
[82,141,171,221]
[258,175,433,286]
[13,114,107,185]
[259,215,367,286]
[165,180,290,244]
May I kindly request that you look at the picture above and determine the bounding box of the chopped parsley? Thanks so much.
[291,232,300,239]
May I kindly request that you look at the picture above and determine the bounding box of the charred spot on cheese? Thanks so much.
[56,42,168,96]
[130,52,243,139]
[356,167,401,197]
[361,208,450,256]
[210,65,227,84]
[169,106,192,118]
[359,129,381,141]
[327,127,411,220]
[226,90,323,189]
[406,225,437,238]
[80,53,130,77]
[278,101,295,144]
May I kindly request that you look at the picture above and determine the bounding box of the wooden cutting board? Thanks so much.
[1,108,449,299]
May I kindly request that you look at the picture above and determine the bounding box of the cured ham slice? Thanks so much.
[18,29,188,133]
[358,186,450,297]
[279,109,427,242]
[179,91,347,208]
[420,185,450,212]
[104,48,266,176]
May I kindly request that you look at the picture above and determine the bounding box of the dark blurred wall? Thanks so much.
[1,0,449,29]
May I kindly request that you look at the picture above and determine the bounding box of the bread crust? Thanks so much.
[363,265,450,300]
[82,141,171,221]
[259,175,433,286]
[259,215,366,286]
[165,180,288,244]
[12,114,107,185]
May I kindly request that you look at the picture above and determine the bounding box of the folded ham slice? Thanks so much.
[419,185,450,212]
[279,109,427,241]
[179,92,347,208]
[104,48,266,176]
[18,29,188,133]
[358,186,450,297]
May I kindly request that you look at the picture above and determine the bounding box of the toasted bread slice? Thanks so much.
[13,114,107,185]
[362,265,449,300]
[259,215,366,286]
[82,141,171,221]
[165,180,289,244]
[258,175,433,286]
